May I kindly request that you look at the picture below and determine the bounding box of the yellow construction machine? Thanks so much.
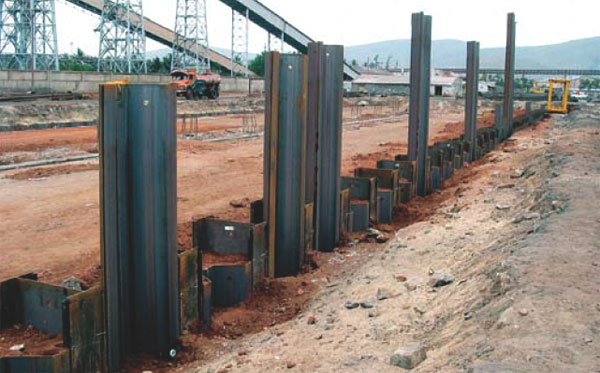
[547,79,570,114]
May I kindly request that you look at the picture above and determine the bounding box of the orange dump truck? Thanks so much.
[171,69,221,100]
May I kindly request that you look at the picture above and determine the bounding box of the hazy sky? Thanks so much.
[55,0,600,56]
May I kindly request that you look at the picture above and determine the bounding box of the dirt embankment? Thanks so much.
[173,105,600,373]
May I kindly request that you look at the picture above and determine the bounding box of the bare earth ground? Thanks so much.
[0,102,463,285]
[170,105,599,373]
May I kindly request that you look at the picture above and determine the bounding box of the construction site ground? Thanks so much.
[2,98,597,373]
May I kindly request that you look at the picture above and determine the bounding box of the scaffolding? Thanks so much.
[0,0,59,70]
[172,0,210,71]
[97,0,147,74]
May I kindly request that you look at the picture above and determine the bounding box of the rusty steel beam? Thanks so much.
[99,83,179,371]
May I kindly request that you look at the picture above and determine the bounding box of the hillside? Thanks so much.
[344,37,600,69]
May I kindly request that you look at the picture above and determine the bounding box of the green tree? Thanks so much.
[248,51,266,77]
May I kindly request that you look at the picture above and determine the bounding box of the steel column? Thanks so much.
[503,13,516,137]
[263,52,308,278]
[408,12,432,197]
[465,41,480,161]
[99,83,179,372]
[307,42,344,253]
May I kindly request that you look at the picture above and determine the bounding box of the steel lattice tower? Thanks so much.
[231,8,248,77]
[171,0,210,72]
[97,0,147,74]
[0,0,59,70]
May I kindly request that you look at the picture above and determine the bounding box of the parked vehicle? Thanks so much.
[171,69,221,100]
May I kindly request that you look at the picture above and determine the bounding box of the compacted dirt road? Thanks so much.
[171,105,599,373]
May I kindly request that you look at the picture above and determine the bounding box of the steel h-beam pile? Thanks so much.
[99,83,179,371]
[263,51,308,278]
[464,41,480,162]
[408,12,432,197]
[503,13,516,138]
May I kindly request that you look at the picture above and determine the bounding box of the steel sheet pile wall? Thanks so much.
[263,52,308,278]
[408,12,432,197]
[307,42,344,253]
[99,83,179,372]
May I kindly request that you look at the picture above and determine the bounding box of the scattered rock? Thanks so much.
[495,203,511,211]
[297,288,305,296]
[344,301,359,310]
[229,198,250,208]
[584,337,593,344]
[518,309,529,317]
[9,344,25,352]
[360,301,374,309]
[389,342,427,369]
[498,183,515,189]
[464,312,473,321]
[404,282,417,292]
[286,362,296,369]
[523,212,540,220]
[376,287,396,301]
[414,306,426,315]
[307,316,317,325]
[430,273,455,288]
[395,274,408,282]
[62,276,83,292]
[511,169,525,178]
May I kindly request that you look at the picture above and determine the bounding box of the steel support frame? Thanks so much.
[503,13,516,137]
[408,12,432,197]
[99,83,179,372]
[306,42,344,253]
[263,52,308,278]
[0,0,59,71]
[464,41,480,161]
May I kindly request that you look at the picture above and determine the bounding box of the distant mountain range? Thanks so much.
[147,37,600,70]
[345,37,600,70]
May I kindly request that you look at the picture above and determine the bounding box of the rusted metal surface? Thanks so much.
[354,168,399,207]
[194,218,265,309]
[0,351,70,373]
[263,52,308,278]
[99,83,179,371]
[307,43,344,253]
[178,250,199,333]
[64,287,105,373]
[350,201,370,232]
[200,277,212,329]
[0,278,74,335]
[464,41,480,161]
[408,12,433,197]
[340,188,351,237]
[341,176,379,225]
[503,13,517,137]
[377,190,394,224]
[206,263,252,308]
